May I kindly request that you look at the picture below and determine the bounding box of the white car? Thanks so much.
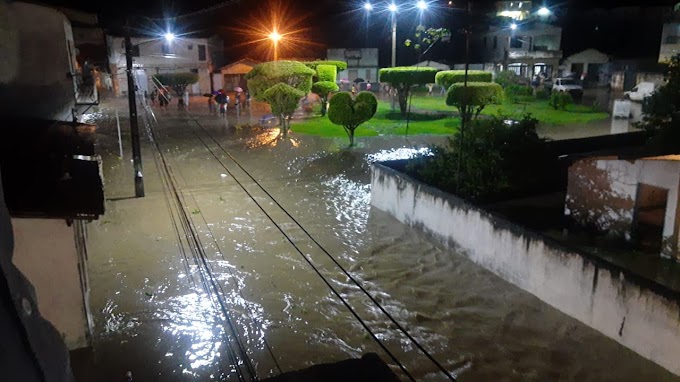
[552,78,584,100]
[624,82,657,102]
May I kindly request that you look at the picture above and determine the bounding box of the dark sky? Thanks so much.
[39,0,679,64]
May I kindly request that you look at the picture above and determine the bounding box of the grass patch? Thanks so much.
[406,95,609,126]
[290,102,459,137]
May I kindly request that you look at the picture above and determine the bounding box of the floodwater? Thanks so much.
[77,98,679,381]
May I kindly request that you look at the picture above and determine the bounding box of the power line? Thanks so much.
[187,114,458,382]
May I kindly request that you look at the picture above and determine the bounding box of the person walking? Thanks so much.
[215,90,227,118]
[150,89,157,106]
[207,93,215,114]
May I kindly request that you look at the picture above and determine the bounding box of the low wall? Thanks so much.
[371,162,680,376]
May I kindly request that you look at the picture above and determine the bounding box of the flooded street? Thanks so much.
[77,98,679,381]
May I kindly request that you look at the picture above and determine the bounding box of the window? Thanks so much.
[190,68,199,74]
[161,42,171,55]
[198,44,206,61]
[493,36,497,49]
[365,69,372,82]
[666,35,679,44]
[510,36,523,49]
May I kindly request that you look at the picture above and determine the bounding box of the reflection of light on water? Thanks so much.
[366,147,432,163]
[246,128,281,148]
[79,111,104,124]
[321,175,371,252]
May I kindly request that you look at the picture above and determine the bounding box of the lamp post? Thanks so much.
[269,30,282,61]
[364,3,372,47]
[389,3,398,67]
[124,19,145,197]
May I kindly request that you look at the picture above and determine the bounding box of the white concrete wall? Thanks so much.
[327,48,378,82]
[566,158,680,257]
[371,163,680,376]
[659,22,680,63]
[11,218,89,349]
[0,2,79,121]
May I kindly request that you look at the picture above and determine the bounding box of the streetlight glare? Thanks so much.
[164,32,175,42]
[388,3,397,12]
[269,31,282,42]
[364,2,372,11]
[538,6,551,16]
[510,23,518,30]
[417,1,428,10]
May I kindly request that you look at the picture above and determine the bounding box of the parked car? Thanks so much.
[624,82,657,102]
[552,78,584,100]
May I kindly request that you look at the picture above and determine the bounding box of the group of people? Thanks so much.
[208,90,250,117]
[147,88,173,110]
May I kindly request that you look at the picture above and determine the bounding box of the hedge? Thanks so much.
[245,60,315,101]
[379,66,439,85]
[435,70,492,89]
[304,60,348,72]
[316,64,337,83]
[446,82,504,107]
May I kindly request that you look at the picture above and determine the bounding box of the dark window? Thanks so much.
[510,36,523,49]
[666,35,679,44]
[190,68,199,73]
[493,36,497,49]
[161,43,171,55]
[198,44,206,61]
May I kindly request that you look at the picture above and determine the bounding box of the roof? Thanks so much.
[219,58,261,75]
[564,49,610,64]
[0,118,104,220]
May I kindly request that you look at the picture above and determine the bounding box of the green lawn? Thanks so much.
[409,95,609,126]
[290,102,459,138]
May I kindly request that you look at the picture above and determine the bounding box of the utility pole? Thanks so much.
[391,13,397,67]
[124,21,145,197]
[456,0,472,193]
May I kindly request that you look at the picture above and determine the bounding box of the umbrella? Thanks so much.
[234,87,244,93]
[353,78,365,83]
[203,93,213,97]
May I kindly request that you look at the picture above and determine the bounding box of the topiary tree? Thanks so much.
[311,81,339,116]
[379,67,438,114]
[328,91,378,146]
[245,60,315,101]
[446,82,504,123]
[549,91,573,110]
[153,72,199,95]
[303,60,348,74]
[316,64,337,82]
[495,70,521,88]
[261,83,305,138]
[435,70,492,89]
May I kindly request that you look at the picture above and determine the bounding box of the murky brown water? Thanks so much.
[78,99,679,381]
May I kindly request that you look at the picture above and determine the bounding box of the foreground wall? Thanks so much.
[371,163,680,376]
[11,218,92,349]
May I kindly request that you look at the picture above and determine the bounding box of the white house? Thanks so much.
[561,48,610,86]
[108,35,223,95]
[659,3,680,63]
[327,48,379,83]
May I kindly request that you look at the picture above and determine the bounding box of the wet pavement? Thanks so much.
[73,97,680,381]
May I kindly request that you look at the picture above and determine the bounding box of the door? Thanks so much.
[632,184,668,253]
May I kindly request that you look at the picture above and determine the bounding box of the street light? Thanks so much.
[417,0,428,10]
[364,2,373,11]
[389,3,398,67]
[269,30,282,61]
[164,32,175,42]
[537,6,551,16]
[510,23,518,30]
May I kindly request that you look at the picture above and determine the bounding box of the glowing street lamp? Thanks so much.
[417,0,428,10]
[388,3,398,12]
[364,2,373,11]
[510,23,518,30]
[389,3,398,67]
[537,6,551,16]
[269,30,282,61]
[164,32,176,42]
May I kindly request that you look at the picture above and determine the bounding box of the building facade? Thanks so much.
[327,48,379,83]
[108,35,223,96]
[480,1,562,79]
[659,4,680,63]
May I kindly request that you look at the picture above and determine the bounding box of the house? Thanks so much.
[659,3,680,63]
[561,49,610,86]
[566,155,680,259]
[216,58,260,92]
[327,48,379,83]
[480,1,562,79]
[107,35,223,96]
[0,2,95,121]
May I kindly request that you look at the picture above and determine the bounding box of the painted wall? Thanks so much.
[327,48,378,83]
[659,22,680,63]
[566,157,680,258]
[11,218,90,349]
[482,22,562,63]
[0,2,79,121]
[371,163,680,376]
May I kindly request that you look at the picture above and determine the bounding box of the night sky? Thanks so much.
[39,0,679,65]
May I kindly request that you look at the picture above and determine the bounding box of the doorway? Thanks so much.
[632,183,668,253]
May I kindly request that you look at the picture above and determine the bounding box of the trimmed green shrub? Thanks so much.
[316,64,337,83]
[446,82,504,122]
[153,72,199,95]
[245,60,315,101]
[505,84,534,103]
[379,67,439,114]
[304,60,348,72]
[328,91,378,146]
[535,88,551,100]
[549,91,574,110]
[435,70,492,89]
[311,81,339,116]
[261,83,305,138]
[495,70,521,88]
